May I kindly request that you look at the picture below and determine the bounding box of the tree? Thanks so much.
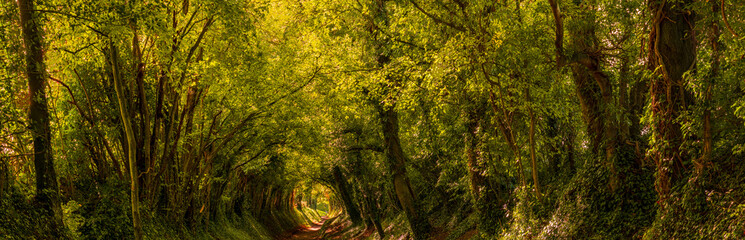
[362,0,433,238]
[109,40,143,240]
[16,0,63,230]
[647,0,696,204]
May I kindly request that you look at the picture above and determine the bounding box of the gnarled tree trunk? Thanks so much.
[647,0,696,202]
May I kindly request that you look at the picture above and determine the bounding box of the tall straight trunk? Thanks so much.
[110,41,144,240]
[149,73,165,209]
[647,0,696,201]
[526,88,542,200]
[16,0,63,229]
[161,91,180,218]
[150,73,165,174]
[180,85,203,224]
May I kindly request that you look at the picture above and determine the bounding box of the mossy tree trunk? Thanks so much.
[109,41,144,240]
[16,0,63,231]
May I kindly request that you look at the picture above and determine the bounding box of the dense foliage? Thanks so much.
[1,0,744,239]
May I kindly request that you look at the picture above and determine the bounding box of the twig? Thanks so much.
[721,0,742,39]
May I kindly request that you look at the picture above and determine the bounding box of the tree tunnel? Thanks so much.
[292,182,337,223]
[281,164,388,239]
[5,0,745,239]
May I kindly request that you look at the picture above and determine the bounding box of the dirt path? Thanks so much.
[280,215,373,240]
[283,217,329,240]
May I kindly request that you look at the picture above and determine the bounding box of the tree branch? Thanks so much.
[548,0,566,67]
[721,0,742,39]
[231,141,286,171]
[409,0,466,32]
[344,145,384,153]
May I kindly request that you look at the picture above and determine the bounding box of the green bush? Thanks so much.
[77,184,134,240]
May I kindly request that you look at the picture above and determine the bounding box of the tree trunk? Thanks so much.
[366,1,430,238]
[465,110,486,202]
[698,0,720,178]
[333,166,362,225]
[0,156,10,196]
[552,0,625,188]
[378,106,431,240]
[486,88,526,188]
[526,88,542,200]
[566,2,608,158]
[464,102,503,234]
[16,0,63,230]
[647,0,696,201]
[131,24,152,202]
[361,190,385,239]
[110,41,144,240]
